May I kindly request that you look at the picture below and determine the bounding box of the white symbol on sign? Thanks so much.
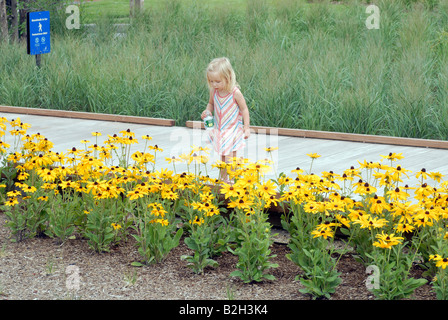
[35,37,39,43]
[38,22,42,32]
[41,37,45,43]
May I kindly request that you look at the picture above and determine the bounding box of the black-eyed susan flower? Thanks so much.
[111,223,122,230]
[165,156,179,164]
[220,183,242,199]
[354,182,377,195]
[395,223,415,233]
[264,146,278,153]
[162,189,179,201]
[343,166,362,179]
[414,208,439,224]
[30,154,54,167]
[148,202,167,217]
[149,144,163,152]
[85,179,107,194]
[377,232,403,245]
[237,173,259,187]
[303,201,323,214]
[199,191,214,203]
[0,140,10,153]
[380,152,404,162]
[372,232,404,249]
[429,171,444,183]
[120,129,135,137]
[416,168,429,180]
[335,214,350,228]
[387,187,410,201]
[41,183,57,190]
[387,165,411,182]
[127,189,146,200]
[257,180,277,199]
[354,214,388,230]
[311,228,334,239]
[228,196,254,210]
[211,160,227,170]
[413,216,434,228]
[7,190,21,198]
[59,180,79,190]
[5,197,19,206]
[150,218,169,226]
[6,152,21,163]
[316,220,342,232]
[189,216,205,226]
[373,240,395,249]
[307,153,321,159]
[264,195,280,208]
[37,167,58,182]
[20,184,37,193]
[430,255,448,269]
[247,161,271,174]
[131,151,155,165]
[369,196,390,214]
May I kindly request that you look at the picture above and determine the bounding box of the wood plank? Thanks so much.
[0,105,176,127]
[185,120,448,149]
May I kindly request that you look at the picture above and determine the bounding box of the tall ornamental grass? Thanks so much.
[0,0,447,139]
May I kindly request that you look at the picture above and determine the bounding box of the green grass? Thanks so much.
[1,0,448,140]
[83,0,131,21]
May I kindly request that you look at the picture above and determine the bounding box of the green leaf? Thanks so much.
[340,227,350,236]
[184,237,198,251]
[205,258,219,268]
[104,232,115,241]
[230,270,243,278]
[131,261,144,267]
[263,274,276,281]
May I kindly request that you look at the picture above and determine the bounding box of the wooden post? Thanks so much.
[19,6,27,41]
[10,0,18,42]
[35,54,41,68]
[130,0,143,18]
[130,0,134,17]
[135,0,143,12]
[0,0,8,43]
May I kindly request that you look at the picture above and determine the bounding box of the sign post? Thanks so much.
[27,11,51,67]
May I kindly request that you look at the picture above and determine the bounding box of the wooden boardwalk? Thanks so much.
[1,108,448,195]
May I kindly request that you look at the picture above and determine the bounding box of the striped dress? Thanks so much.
[208,87,246,156]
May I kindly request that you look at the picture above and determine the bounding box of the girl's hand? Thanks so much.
[201,110,211,120]
[244,128,251,139]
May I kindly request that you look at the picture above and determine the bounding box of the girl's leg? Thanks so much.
[219,154,227,181]
[219,151,238,182]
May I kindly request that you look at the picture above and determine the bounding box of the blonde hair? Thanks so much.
[206,57,239,92]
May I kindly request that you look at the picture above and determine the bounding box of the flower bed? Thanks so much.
[1,116,448,300]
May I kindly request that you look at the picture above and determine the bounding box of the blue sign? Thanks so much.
[27,11,51,55]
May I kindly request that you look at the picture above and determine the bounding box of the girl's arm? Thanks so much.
[201,88,215,120]
[234,89,251,139]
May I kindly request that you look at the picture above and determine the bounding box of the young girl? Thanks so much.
[201,57,251,183]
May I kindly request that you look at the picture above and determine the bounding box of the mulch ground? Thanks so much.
[0,212,437,302]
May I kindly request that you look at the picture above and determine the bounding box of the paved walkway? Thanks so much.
[2,112,448,195]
